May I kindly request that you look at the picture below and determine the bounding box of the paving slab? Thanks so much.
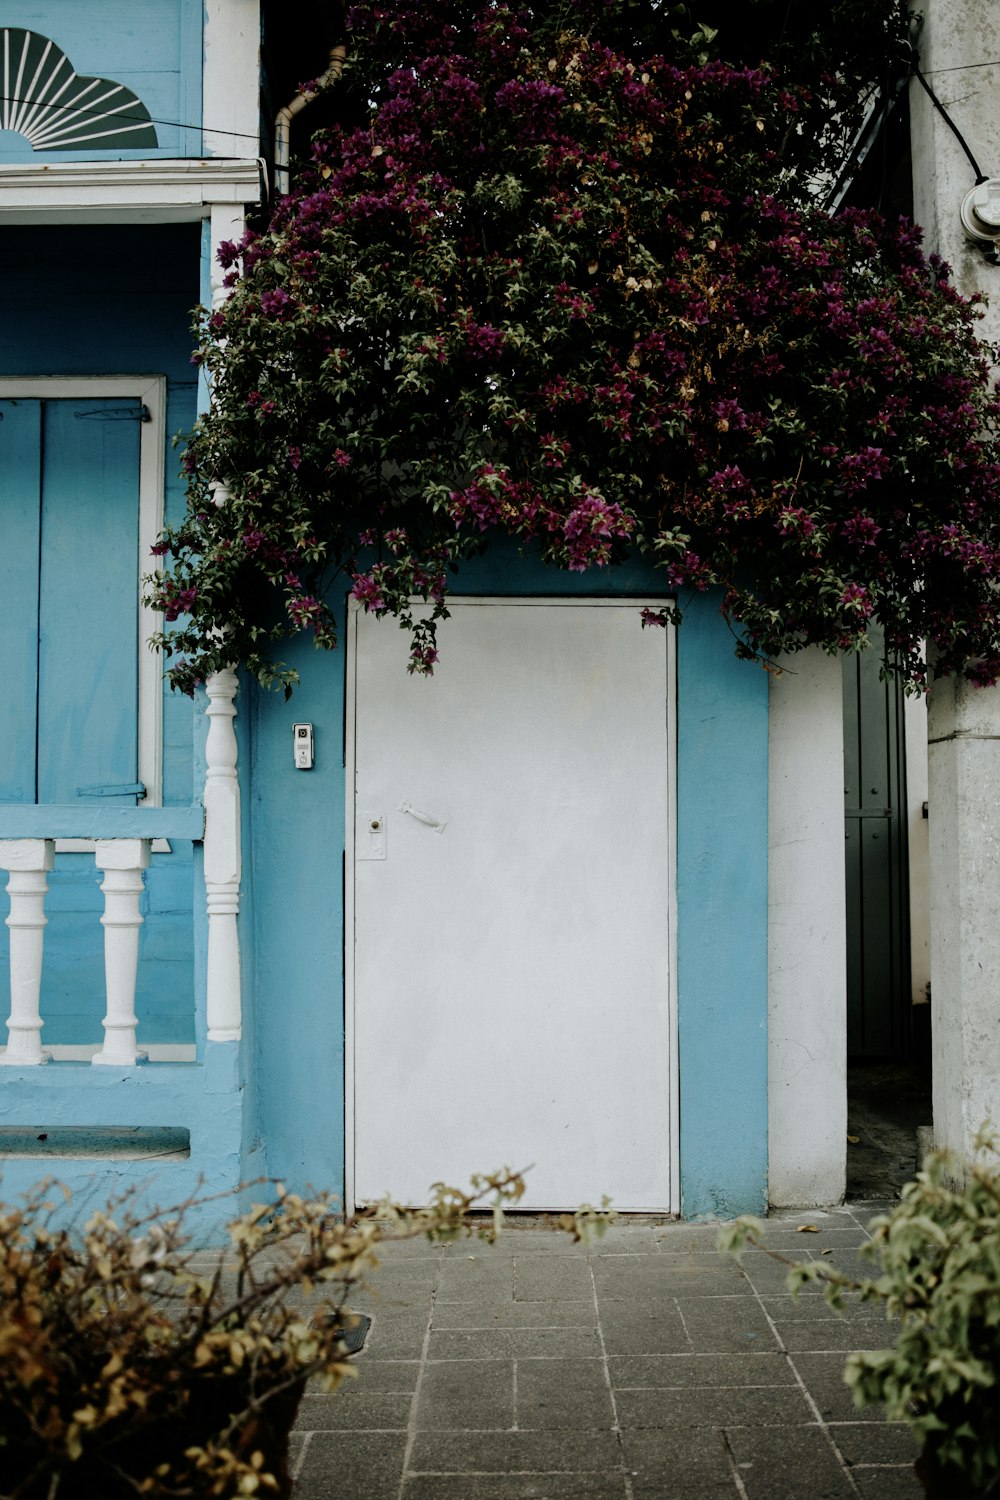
[618,1427,742,1497]
[673,1295,783,1353]
[724,1425,859,1498]
[427,1326,602,1360]
[515,1356,616,1429]
[828,1420,920,1466]
[789,1351,884,1423]
[406,1429,624,1474]
[402,1475,628,1499]
[293,1429,408,1500]
[514,1256,594,1301]
[598,1298,692,1356]
[607,1351,797,1388]
[850,1467,925,1498]
[416,1358,516,1429]
[615,1383,816,1429]
[295,1390,413,1431]
[432,1298,596,1330]
[772,1317,896,1353]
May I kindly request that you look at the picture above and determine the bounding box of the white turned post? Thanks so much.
[92,840,151,1067]
[0,839,55,1065]
[198,204,246,1046]
[204,668,242,1042]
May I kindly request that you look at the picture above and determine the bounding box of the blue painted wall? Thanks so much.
[250,550,769,1216]
[0,1046,244,1239]
[676,602,769,1218]
[0,216,769,1217]
[0,224,200,1046]
[0,0,203,161]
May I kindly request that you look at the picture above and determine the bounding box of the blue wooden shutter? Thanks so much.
[0,397,142,806]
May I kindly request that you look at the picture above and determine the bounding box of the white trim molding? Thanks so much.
[9,1043,197,1063]
[0,158,263,224]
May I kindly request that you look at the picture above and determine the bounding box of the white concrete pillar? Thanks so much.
[210,204,246,315]
[911,0,1000,1161]
[909,1,1000,302]
[927,677,1000,1154]
[0,839,55,1065]
[93,839,151,1066]
[768,649,847,1205]
[204,667,242,1042]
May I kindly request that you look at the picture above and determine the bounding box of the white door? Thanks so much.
[348,599,676,1211]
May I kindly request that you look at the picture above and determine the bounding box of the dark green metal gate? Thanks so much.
[843,628,912,1058]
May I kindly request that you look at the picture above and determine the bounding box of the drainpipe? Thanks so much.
[274,42,347,198]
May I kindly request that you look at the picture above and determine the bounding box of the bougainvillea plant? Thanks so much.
[146,0,1000,696]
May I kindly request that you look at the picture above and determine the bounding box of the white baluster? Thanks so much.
[204,668,242,1042]
[92,840,151,1066]
[0,839,55,1066]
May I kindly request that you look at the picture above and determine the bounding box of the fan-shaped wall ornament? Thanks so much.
[1,29,158,151]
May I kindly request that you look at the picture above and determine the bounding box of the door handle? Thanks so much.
[399,801,447,834]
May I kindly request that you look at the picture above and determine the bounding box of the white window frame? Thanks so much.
[0,375,167,832]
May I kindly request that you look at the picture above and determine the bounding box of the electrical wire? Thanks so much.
[921,57,1000,76]
[910,61,988,184]
[0,92,263,146]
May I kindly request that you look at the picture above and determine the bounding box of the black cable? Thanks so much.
[910,61,988,184]
[0,92,261,146]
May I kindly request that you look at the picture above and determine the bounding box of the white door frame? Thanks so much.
[344,595,680,1215]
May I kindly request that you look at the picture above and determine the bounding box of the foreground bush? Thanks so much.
[720,1130,1000,1499]
[0,1168,604,1498]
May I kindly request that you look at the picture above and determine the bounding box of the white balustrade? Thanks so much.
[0,839,55,1065]
[92,839,151,1067]
[204,668,242,1042]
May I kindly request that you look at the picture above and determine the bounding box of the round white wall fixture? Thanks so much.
[961,179,1000,244]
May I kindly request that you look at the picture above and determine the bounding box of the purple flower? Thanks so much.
[840,582,873,617]
[260,287,297,321]
[839,447,890,495]
[464,319,506,358]
[842,513,882,549]
[351,574,386,611]
[288,594,323,628]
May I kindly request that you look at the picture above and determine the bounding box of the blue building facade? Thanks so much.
[0,1,773,1235]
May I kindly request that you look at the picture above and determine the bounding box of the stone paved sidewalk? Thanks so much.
[290,1202,921,1500]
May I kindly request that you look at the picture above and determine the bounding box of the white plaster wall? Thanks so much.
[203,0,262,159]
[911,0,1000,1161]
[768,648,847,1205]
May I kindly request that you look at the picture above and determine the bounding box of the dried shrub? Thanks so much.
[0,1168,602,1498]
